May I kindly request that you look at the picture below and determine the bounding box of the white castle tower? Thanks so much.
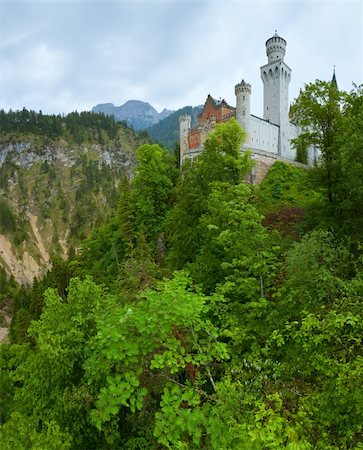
[178,32,303,168]
[260,31,291,157]
[178,114,191,164]
[235,79,251,144]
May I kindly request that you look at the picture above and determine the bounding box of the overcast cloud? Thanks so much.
[0,0,362,117]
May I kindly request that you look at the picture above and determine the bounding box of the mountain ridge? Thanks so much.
[147,105,203,150]
[92,100,174,130]
[92,100,203,150]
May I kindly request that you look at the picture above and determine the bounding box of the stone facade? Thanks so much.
[179,32,318,175]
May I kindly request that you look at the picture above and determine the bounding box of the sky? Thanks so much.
[0,0,362,117]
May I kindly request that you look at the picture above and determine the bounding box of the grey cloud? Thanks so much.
[0,0,361,115]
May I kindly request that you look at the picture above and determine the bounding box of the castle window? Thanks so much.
[243,95,245,100]
[243,111,245,116]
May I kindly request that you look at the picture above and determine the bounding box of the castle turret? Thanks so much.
[235,79,251,144]
[265,31,286,63]
[260,31,291,157]
[178,114,191,165]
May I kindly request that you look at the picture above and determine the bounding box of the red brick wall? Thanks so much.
[198,98,234,124]
[188,130,201,149]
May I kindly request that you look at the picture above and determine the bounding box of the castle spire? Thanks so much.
[331,65,337,87]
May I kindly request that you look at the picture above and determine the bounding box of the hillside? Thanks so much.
[147,105,203,150]
[92,100,203,150]
[92,100,174,130]
[1,83,362,449]
[0,110,147,283]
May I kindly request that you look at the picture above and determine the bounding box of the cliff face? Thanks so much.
[0,136,137,284]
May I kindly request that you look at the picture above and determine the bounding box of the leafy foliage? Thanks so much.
[166,118,252,269]
[258,161,322,213]
[291,82,363,240]
[1,105,363,449]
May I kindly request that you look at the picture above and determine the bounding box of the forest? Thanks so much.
[0,109,122,144]
[0,81,362,449]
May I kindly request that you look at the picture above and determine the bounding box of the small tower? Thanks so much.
[260,31,291,157]
[178,114,191,165]
[235,79,251,144]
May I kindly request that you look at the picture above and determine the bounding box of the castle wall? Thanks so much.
[248,149,306,184]
[188,129,201,149]
[288,122,320,165]
[287,122,300,160]
[178,115,191,166]
[182,147,202,163]
[249,115,279,154]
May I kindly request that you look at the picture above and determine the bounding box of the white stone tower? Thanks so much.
[235,79,251,144]
[178,114,191,165]
[260,31,291,156]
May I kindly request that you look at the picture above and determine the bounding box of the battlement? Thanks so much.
[178,114,191,124]
[266,34,286,48]
[235,79,251,95]
[266,43,286,56]
[265,31,286,62]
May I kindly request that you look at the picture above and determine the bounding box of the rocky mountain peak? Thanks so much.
[92,100,174,130]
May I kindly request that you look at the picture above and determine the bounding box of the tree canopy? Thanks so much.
[1,107,363,449]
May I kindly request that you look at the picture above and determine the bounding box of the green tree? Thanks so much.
[272,230,354,323]
[190,181,277,298]
[290,80,346,212]
[166,118,252,269]
[116,175,135,254]
[0,198,16,233]
[0,413,72,450]
[2,277,116,449]
[264,234,363,448]
[338,85,363,238]
[132,143,176,244]
[85,272,229,447]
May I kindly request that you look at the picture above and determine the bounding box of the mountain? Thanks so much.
[147,105,203,150]
[0,110,148,284]
[92,100,174,130]
[92,100,204,150]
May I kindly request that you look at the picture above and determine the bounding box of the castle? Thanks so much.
[179,32,318,180]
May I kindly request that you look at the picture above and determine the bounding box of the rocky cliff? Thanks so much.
[0,133,139,284]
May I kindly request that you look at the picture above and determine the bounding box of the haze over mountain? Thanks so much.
[93,100,203,150]
[147,105,203,150]
[92,100,174,131]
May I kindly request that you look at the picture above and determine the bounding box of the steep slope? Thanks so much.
[0,112,146,283]
[92,100,174,130]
